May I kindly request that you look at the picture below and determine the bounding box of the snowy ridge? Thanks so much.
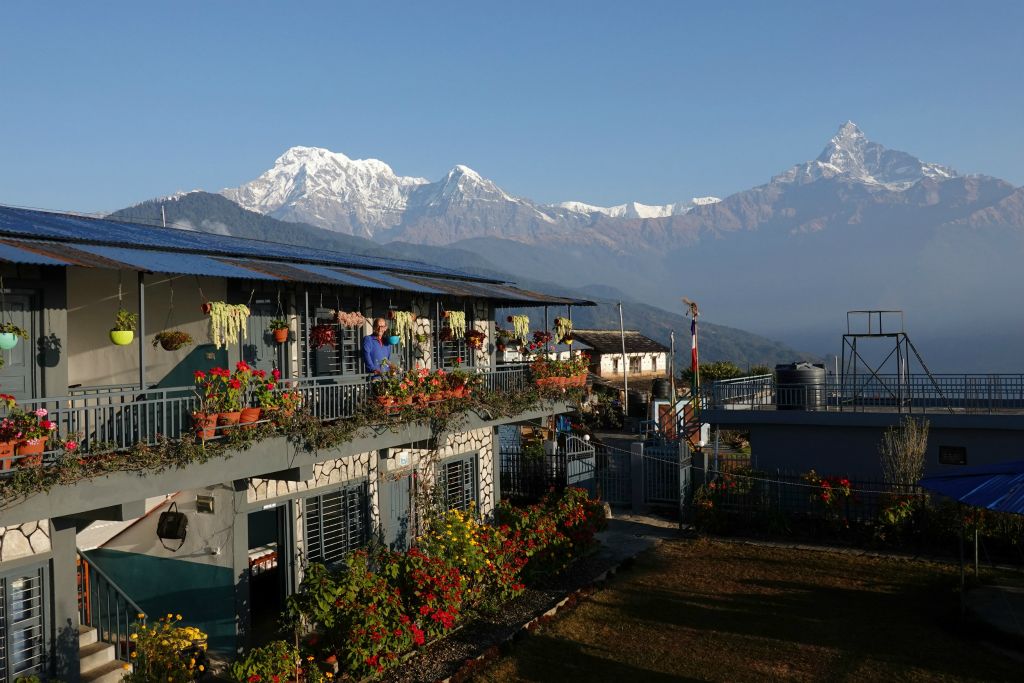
[555,197,720,219]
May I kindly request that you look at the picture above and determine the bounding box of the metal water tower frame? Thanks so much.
[840,310,950,413]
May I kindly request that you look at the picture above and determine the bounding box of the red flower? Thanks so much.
[272,368,282,380]
[248,676,261,683]
[193,370,206,380]
[229,379,242,389]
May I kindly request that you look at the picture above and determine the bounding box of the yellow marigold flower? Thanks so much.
[161,640,170,646]
[130,633,138,641]
[122,663,132,671]
[137,612,146,619]
[199,665,205,672]
[325,673,333,679]
[130,652,137,659]
[176,614,183,620]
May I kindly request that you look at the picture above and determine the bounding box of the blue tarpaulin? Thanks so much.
[919,461,1024,515]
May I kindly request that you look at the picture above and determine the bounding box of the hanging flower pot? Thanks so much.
[0,323,28,350]
[152,330,193,351]
[388,334,401,346]
[201,302,212,315]
[310,324,337,350]
[110,330,135,345]
[110,308,138,346]
[273,328,289,344]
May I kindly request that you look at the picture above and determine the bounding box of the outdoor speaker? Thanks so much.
[156,502,188,551]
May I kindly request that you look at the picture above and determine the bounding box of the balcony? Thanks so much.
[0,363,577,524]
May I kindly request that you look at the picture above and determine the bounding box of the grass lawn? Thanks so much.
[474,538,1020,682]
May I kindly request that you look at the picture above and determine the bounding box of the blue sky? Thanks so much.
[1,1,1021,213]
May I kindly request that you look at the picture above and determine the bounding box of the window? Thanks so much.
[629,357,641,374]
[0,565,47,682]
[437,455,477,511]
[436,319,471,370]
[651,356,658,373]
[303,482,368,566]
[612,357,619,374]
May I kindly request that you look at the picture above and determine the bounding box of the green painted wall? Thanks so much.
[86,548,237,653]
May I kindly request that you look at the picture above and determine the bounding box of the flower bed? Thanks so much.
[266,488,606,680]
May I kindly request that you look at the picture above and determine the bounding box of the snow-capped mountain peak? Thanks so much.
[775,121,958,190]
[554,197,720,219]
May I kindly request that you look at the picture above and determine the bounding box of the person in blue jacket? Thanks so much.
[362,317,392,373]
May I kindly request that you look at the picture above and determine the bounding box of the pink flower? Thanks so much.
[64,440,78,452]
[34,408,47,418]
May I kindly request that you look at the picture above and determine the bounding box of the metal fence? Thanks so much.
[642,443,681,505]
[593,443,631,506]
[1,365,530,471]
[700,468,922,523]
[707,373,1024,415]
[77,551,145,662]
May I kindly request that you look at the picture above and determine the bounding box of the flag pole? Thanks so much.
[618,301,628,418]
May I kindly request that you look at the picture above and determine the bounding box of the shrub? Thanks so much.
[124,614,208,683]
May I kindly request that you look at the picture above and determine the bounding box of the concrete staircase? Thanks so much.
[78,626,128,683]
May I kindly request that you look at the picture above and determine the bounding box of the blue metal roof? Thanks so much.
[0,205,595,306]
[76,245,278,280]
[919,461,1024,515]
[0,240,68,266]
[0,205,495,281]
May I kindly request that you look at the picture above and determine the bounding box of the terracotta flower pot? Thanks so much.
[240,407,262,429]
[16,439,46,467]
[193,412,218,441]
[376,396,394,409]
[273,328,289,343]
[218,411,242,428]
[0,440,15,470]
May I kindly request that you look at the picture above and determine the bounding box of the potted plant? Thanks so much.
[152,330,194,351]
[269,318,290,344]
[0,322,29,350]
[465,329,486,350]
[110,308,138,345]
[310,323,337,350]
[333,310,366,327]
[207,302,250,349]
[10,406,56,466]
[0,393,18,469]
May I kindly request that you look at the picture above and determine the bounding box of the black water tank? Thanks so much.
[775,362,826,411]
[651,378,670,400]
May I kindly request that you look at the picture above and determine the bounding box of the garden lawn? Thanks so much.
[474,538,1020,682]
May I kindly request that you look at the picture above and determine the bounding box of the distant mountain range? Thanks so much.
[117,121,1024,371]
[108,193,809,370]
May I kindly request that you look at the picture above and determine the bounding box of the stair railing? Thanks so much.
[77,551,146,661]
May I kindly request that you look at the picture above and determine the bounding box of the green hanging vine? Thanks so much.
[390,310,415,342]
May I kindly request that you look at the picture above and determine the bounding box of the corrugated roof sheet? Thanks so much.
[0,240,69,266]
[570,329,670,354]
[0,205,488,280]
[0,205,596,307]
[920,460,1024,515]
[76,245,277,280]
